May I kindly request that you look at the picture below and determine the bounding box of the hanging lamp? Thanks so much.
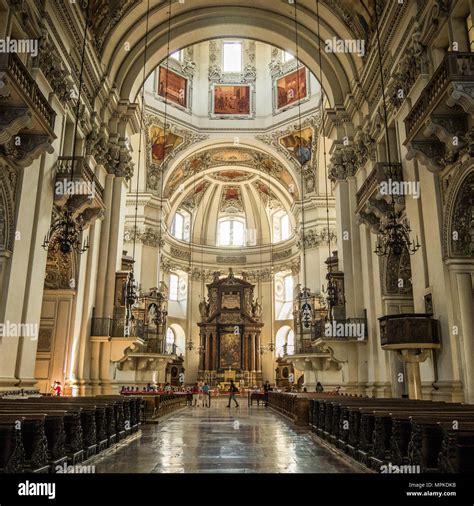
[42,1,91,256]
[372,0,420,258]
[124,0,152,335]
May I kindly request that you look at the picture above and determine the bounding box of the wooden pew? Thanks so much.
[268,392,323,426]
[437,421,474,473]
[0,416,25,473]
[307,395,474,473]
[0,413,48,473]
[407,413,474,472]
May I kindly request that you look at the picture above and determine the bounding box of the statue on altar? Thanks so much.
[199,298,210,318]
[252,299,262,318]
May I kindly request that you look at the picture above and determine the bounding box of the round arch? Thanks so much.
[168,323,186,354]
[100,2,363,107]
[275,325,295,356]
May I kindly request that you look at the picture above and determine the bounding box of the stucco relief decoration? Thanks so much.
[388,22,428,109]
[252,181,281,210]
[180,181,211,213]
[104,136,134,180]
[220,186,244,213]
[328,144,357,182]
[325,0,380,46]
[124,226,163,248]
[354,127,376,169]
[36,21,74,105]
[449,171,474,257]
[85,0,139,52]
[0,165,17,252]
[85,124,109,165]
[297,227,337,250]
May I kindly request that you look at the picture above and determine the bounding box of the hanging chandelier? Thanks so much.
[125,0,152,333]
[374,210,420,257]
[372,0,420,258]
[42,1,90,256]
[42,209,89,255]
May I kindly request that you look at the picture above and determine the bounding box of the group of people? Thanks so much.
[120,383,175,394]
[190,381,210,407]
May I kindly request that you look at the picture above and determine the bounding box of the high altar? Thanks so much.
[197,269,264,387]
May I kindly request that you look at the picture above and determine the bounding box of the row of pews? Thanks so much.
[309,395,474,473]
[0,395,141,473]
[140,393,189,421]
[267,392,320,426]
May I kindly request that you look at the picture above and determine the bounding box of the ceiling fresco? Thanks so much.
[164,147,299,199]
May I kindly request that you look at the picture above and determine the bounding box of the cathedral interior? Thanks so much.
[0,0,473,501]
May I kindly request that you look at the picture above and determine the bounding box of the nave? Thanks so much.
[93,399,356,474]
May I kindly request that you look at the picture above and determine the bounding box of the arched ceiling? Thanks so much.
[164,145,300,247]
[86,0,377,107]
[164,146,300,206]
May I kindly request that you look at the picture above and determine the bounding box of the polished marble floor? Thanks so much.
[94,398,358,473]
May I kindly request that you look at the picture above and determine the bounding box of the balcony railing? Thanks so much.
[356,162,403,210]
[404,52,474,141]
[0,52,56,132]
[55,156,104,202]
[284,318,368,355]
[90,318,177,356]
[91,317,111,337]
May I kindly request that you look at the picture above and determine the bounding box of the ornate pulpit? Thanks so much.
[198,268,264,386]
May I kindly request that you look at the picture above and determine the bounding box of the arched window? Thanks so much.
[273,212,291,242]
[166,327,175,345]
[223,41,242,72]
[170,50,182,61]
[275,272,294,320]
[218,219,245,246]
[283,51,294,63]
[275,326,295,356]
[286,330,295,355]
[171,211,190,241]
[169,274,179,301]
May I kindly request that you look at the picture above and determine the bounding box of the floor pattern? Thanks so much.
[94,398,358,473]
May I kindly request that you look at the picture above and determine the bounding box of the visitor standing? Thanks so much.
[226,379,239,408]
[202,382,210,407]
[192,382,200,406]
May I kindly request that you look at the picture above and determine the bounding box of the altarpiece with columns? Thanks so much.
[197,269,263,386]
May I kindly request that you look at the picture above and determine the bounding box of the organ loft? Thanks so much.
[197,269,263,387]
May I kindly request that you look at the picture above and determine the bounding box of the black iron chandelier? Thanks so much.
[374,210,420,256]
[42,1,91,256]
[372,0,420,258]
[42,209,89,255]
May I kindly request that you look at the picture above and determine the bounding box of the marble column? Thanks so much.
[255,333,260,371]
[251,333,256,372]
[94,174,114,317]
[198,331,205,372]
[101,175,126,393]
